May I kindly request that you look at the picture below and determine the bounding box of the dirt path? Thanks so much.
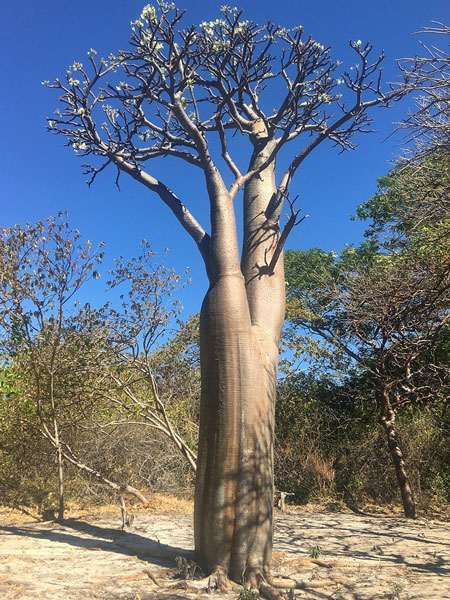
[0,506,448,599]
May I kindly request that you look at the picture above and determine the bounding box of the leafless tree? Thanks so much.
[398,22,449,153]
[46,3,409,590]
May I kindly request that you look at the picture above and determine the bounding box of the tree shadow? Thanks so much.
[274,513,450,577]
[0,518,193,568]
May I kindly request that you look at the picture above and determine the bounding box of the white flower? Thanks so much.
[141,4,157,23]
[318,93,331,104]
[157,1,174,9]
[72,61,83,70]
[336,78,343,85]
[77,107,86,115]
[355,40,362,47]
[88,48,97,56]
[48,120,56,127]
[68,78,80,86]
[41,80,50,86]
[72,141,87,151]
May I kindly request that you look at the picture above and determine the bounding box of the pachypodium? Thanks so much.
[45,2,408,590]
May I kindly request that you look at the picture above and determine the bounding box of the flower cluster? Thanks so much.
[199,19,225,37]
[220,5,238,13]
[72,141,87,151]
[141,4,157,23]
[318,93,331,104]
[234,20,248,35]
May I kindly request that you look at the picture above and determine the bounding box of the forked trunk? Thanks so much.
[194,145,285,580]
[378,388,416,519]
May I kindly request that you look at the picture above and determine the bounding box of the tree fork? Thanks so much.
[195,148,285,580]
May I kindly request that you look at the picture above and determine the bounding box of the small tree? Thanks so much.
[45,3,408,587]
[0,215,108,519]
[285,152,450,518]
[0,217,188,516]
[93,244,197,472]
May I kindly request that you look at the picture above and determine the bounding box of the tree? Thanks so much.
[285,151,450,519]
[0,215,107,519]
[285,25,450,519]
[45,3,407,588]
[0,217,180,517]
[91,245,198,473]
[398,22,450,154]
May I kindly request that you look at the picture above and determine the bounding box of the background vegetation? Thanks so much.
[0,20,448,520]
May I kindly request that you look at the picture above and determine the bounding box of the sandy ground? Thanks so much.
[0,503,449,600]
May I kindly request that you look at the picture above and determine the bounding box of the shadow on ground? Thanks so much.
[0,518,192,568]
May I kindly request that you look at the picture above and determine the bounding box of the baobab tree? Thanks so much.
[45,3,408,592]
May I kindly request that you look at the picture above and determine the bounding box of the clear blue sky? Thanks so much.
[2,0,449,315]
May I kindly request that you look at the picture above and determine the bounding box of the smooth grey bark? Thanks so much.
[194,146,285,580]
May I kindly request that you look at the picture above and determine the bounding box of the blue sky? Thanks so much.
[2,0,449,316]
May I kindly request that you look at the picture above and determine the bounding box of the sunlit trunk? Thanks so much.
[54,424,65,521]
[378,387,416,519]
[194,145,285,580]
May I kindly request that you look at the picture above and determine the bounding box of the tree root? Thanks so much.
[244,567,298,600]
[170,564,313,599]
[207,566,238,593]
[170,566,240,594]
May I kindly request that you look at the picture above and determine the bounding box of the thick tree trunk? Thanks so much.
[378,389,416,519]
[194,144,284,581]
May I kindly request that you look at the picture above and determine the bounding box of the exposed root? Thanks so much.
[171,566,239,594]
[244,567,298,600]
[207,566,237,593]
[170,564,310,599]
[143,569,162,586]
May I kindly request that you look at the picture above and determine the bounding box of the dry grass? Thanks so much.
[0,492,194,525]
